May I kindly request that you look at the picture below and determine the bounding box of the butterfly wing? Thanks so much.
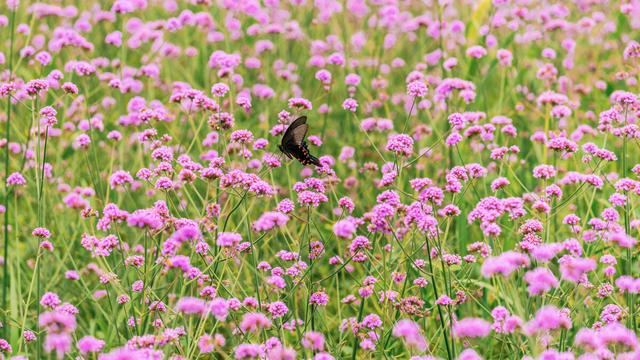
[278,145,293,159]
[279,116,321,167]
[285,124,309,146]
[280,116,307,147]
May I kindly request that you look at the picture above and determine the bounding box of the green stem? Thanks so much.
[425,235,453,360]
[2,5,17,339]
[350,298,366,360]
[622,107,634,329]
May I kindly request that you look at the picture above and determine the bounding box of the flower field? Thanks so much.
[1,0,640,358]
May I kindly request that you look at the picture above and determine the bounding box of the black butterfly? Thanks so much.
[278,116,321,167]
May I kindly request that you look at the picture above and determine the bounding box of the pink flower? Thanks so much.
[453,317,491,338]
[175,297,207,315]
[209,298,229,321]
[25,79,49,96]
[6,172,26,186]
[392,319,427,351]
[309,291,329,306]
[466,45,487,59]
[252,211,289,232]
[497,49,513,66]
[217,232,242,247]
[458,349,482,360]
[524,267,559,295]
[288,97,313,110]
[77,336,105,354]
[112,0,134,13]
[6,0,18,10]
[525,306,572,334]
[333,219,357,239]
[32,227,51,238]
[267,301,288,318]
[407,80,428,97]
[234,343,263,359]
[239,312,272,333]
[385,134,414,156]
[342,98,358,112]
[198,333,225,353]
[0,338,12,353]
[315,69,332,84]
[532,164,557,179]
[481,251,530,277]
[230,129,254,144]
[39,106,57,126]
[61,82,78,94]
[211,82,230,97]
[23,330,36,342]
[40,292,61,308]
[558,255,596,283]
[109,170,134,189]
[302,331,325,351]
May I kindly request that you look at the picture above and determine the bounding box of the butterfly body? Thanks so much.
[279,116,321,167]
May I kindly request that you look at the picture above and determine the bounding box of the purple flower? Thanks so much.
[127,209,163,230]
[109,170,134,189]
[333,219,357,239]
[481,251,530,278]
[524,306,572,334]
[558,255,596,283]
[315,69,332,84]
[524,267,559,295]
[342,98,358,112]
[252,211,289,232]
[211,82,230,97]
[453,317,491,338]
[532,164,557,179]
[392,319,427,351]
[209,298,229,321]
[234,343,264,359]
[302,331,325,351]
[198,333,225,353]
[288,97,313,110]
[25,79,49,96]
[175,297,207,315]
[77,336,105,354]
[239,312,272,333]
[0,338,12,353]
[385,134,414,157]
[6,172,26,186]
[309,291,329,306]
[466,45,487,59]
[40,292,61,308]
[217,232,242,247]
[407,80,428,97]
[44,333,72,359]
[267,301,288,318]
[231,130,254,145]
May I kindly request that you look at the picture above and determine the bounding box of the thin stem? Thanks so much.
[622,107,634,330]
[2,5,17,339]
[425,235,453,360]
[402,97,417,134]
[350,298,366,360]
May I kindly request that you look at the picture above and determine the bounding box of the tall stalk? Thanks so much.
[622,106,634,330]
[2,5,17,339]
[425,235,453,360]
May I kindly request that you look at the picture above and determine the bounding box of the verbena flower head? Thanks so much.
[453,317,491,338]
[385,134,413,157]
[7,172,26,186]
[392,319,427,351]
